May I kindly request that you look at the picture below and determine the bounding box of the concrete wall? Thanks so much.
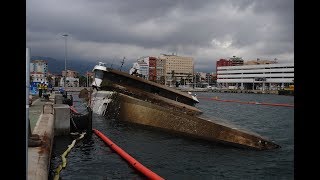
[54,94,63,104]
[53,104,70,136]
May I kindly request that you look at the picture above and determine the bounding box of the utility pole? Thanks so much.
[62,34,68,89]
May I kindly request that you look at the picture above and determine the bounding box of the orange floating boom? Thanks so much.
[93,129,164,180]
[197,97,294,107]
[70,106,79,113]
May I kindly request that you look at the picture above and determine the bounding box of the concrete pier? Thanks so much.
[28,93,55,180]
[27,89,83,180]
[54,93,63,104]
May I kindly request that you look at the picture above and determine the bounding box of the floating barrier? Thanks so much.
[54,132,86,180]
[70,106,79,113]
[93,129,164,180]
[197,97,294,107]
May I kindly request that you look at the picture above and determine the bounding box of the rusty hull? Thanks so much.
[102,68,199,106]
[117,93,280,150]
[97,69,280,150]
[101,83,202,116]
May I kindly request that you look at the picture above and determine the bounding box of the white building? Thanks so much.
[30,60,49,83]
[60,77,79,87]
[30,72,48,83]
[129,57,149,79]
[217,63,294,90]
[30,60,48,76]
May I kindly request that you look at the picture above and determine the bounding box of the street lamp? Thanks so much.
[62,34,68,89]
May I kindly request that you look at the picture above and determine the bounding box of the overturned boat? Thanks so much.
[92,62,199,106]
[90,63,280,150]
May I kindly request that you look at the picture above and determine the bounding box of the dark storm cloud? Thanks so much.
[27,0,293,72]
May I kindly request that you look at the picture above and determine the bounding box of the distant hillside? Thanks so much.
[31,56,134,75]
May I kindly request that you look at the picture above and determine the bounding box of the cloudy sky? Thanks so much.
[26,0,294,72]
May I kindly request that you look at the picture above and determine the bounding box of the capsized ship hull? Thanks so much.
[117,93,280,150]
[91,63,280,150]
[92,66,199,106]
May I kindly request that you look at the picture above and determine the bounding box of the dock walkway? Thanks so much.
[28,92,55,180]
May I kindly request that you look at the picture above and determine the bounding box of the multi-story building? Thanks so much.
[230,56,244,66]
[216,59,232,67]
[30,60,48,75]
[51,74,62,87]
[129,57,149,79]
[159,54,194,86]
[129,54,193,85]
[30,60,48,83]
[149,57,157,82]
[62,70,79,78]
[60,69,79,87]
[30,72,47,83]
[156,58,165,84]
[216,59,232,75]
[197,72,207,82]
[137,58,149,79]
[217,63,294,90]
[244,59,278,65]
[60,77,79,87]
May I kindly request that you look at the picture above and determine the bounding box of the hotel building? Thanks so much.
[159,54,194,86]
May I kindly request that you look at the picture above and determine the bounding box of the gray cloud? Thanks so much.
[27,0,293,72]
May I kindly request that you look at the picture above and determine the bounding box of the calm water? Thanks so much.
[49,92,294,180]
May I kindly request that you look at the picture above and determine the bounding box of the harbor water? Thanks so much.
[49,92,294,179]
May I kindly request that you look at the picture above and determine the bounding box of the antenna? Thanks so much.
[119,56,125,71]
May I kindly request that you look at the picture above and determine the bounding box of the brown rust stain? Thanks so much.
[38,132,51,154]
[117,94,280,150]
[101,84,202,116]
